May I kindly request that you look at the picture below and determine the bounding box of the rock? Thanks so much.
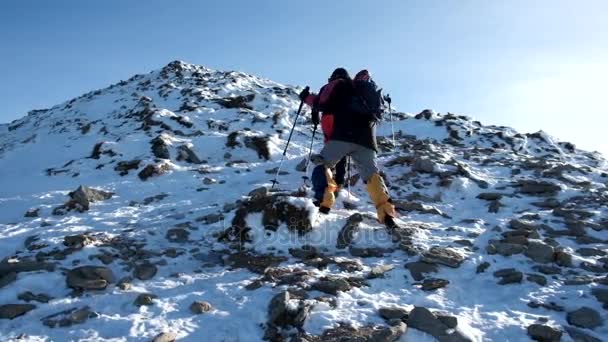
[525,241,555,263]
[166,228,189,243]
[248,186,268,198]
[202,177,216,185]
[488,200,502,213]
[295,158,307,172]
[69,186,113,210]
[407,306,470,342]
[24,208,40,218]
[567,307,602,329]
[196,213,224,224]
[421,278,450,291]
[555,249,573,267]
[117,277,132,291]
[477,193,503,201]
[134,293,157,306]
[336,213,363,249]
[487,242,525,256]
[412,158,436,173]
[534,265,562,275]
[150,135,170,159]
[314,322,407,342]
[577,248,607,257]
[368,264,395,279]
[114,159,141,176]
[405,261,438,281]
[0,304,36,319]
[312,278,352,295]
[41,306,96,328]
[518,180,561,195]
[0,271,17,289]
[527,301,564,312]
[379,306,409,321]
[18,291,52,303]
[565,326,602,342]
[476,262,490,273]
[289,245,321,260]
[134,263,157,280]
[421,247,464,268]
[138,163,170,181]
[190,300,213,314]
[527,324,562,342]
[244,135,271,160]
[591,288,608,306]
[152,332,177,342]
[532,198,561,209]
[267,291,310,327]
[66,266,114,290]
[350,247,390,258]
[215,94,255,109]
[494,268,523,285]
[527,274,548,286]
[176,145,202,164]
[63,234,93,249]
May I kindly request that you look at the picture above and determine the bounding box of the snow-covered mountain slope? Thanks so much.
[1,61,607,342]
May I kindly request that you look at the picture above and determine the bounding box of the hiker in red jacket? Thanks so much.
[299,68,398,227]
[301,68,349,206]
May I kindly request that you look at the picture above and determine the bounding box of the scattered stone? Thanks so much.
[176,145,202,164]
[527,324,562,342]
[565,326,602,342]
[150,135,170,159]
[295,158,307,172]
[591,288,608,307]
[494,268,523,285]
[224,252,287,274]
[152,332,177,342]
[412,157,436,173]
[487,242,525,256]
[476,262,490,274]
[379,306,409,321]
[421,247,464,268]
[24,208,40,218]
[248,186,268,198]
[555,249,573,267]
[134,263,157,280]
[421,278,449,291]
[41,306,96,328]
[138,163,171,181]
[117,277,132,291]
[53,186,113,214]
[567,307,602,329]
[564,275,594,286]
[405,261,438,281]
[312,278,352,295]
[518,180,561,195]
[66,266,114,291]
[202,177,216,185]
[18,291,52,303]
[368,264,395,279]
[312,322,407,342]
[114,159,141,176]
[525,241,555,263]
[134,293,157,306]
[166,228,190,243]
[196,213,224,224]
[350,247,390,258]
[267,291,310,328]
[407,306,470,342]
[0,271,17,289]
[534,265,562,275]
[190,301,213,314]
[527,274,548,286]
[477,193,503,201]
[577,248,607,257]
[0,304,36,319]
[63,234,93,249]
[336,213,363,249]
[527,301,564,312]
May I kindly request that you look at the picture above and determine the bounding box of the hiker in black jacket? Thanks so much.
[300,68,398,227]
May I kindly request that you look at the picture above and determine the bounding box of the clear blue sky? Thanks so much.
[1,0,607,155]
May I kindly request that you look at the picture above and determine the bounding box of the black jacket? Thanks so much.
[319,80,378,151]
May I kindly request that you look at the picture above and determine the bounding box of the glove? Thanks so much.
[312,108,320,126]
[299,86,310,101]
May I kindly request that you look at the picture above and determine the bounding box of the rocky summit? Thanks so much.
[0,61,607,341]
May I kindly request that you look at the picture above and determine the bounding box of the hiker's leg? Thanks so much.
[350,146,396,223]
[334,157,348,189]
[313,141,354,212]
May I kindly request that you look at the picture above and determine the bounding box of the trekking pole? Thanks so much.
[346,156,351,199]
[271,86,309,189]
[304,124,317,171]
[384,94,396,147]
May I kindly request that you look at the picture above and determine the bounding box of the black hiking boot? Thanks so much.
[385,216,400,230]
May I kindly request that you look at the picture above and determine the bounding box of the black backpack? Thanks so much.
[349,72,383,122]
